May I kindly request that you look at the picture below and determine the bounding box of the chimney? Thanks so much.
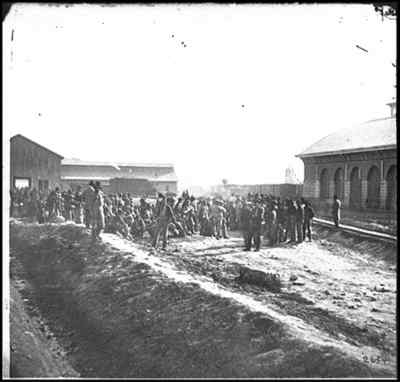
[386,100,396,117]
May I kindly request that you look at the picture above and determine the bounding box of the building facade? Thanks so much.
[109,178,157,196]
[61,158,178,195]
[297,109,396,213]
[10,134,63,193]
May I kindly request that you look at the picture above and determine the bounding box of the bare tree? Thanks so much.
[373,2,397,21]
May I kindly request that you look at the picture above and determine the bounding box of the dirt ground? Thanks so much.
[9,281,78,378]
[9,220,397,378]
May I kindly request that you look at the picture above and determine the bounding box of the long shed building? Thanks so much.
[61,158,178,195]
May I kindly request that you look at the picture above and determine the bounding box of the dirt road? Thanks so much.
[104,228,397,371]
[9,221,397,378]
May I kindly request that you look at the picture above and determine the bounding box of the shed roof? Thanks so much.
[61,173,178,183]
[62,158,174,168]
[296,117,396,158]
[61,176,111,181]
[11,134,64,159]
[144,173,178,182]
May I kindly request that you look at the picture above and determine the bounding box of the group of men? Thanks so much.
[10,182,106,240]
[10,182,346,251]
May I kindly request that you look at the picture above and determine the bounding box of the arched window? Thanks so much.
[319,168,329,199]
[349,167,361,209]
[386,165,397,210]
[334,168,344,200]
[367,166,380,209]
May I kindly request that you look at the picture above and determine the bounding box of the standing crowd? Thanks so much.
[10,182,333,251]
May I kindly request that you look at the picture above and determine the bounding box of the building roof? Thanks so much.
[61,173,178,183]
[62,157,174,168]
[296,117,396,158]
[61,176,111,182]
[11,134,64,159]
[144,173,178,182]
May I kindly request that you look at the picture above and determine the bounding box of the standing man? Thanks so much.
[295,200,305,243]
[182,198,196,235]
[251,198,264,251]
[287,199,297,243]
[332,194,341,228]
[199,200,210,236]
[303,201,315,242]
[269,202,279,246]
[49,187,62,218]
[91,182,105,240]
[82,181,96,229]
[36,196,46,224]
[263,202,271,243]
[278,200,287,243]
[74,186,84,224]
[47,189,56,217]
[210,199,220,238]
[240,201,253,251]
[152,195,177,250]
[214,200,229,239]
[64,189,74,221]
[190,196,199,233]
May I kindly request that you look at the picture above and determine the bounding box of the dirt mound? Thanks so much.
[236,266,282,292]
[10,222,394,378]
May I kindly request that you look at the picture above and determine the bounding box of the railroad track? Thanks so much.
[314,218,397,244]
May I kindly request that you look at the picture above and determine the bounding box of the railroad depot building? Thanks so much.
[296,102,397,213]
[10,134,64,192]
[61,158,178,195]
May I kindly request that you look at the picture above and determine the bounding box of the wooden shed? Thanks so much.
[10,134,63,193]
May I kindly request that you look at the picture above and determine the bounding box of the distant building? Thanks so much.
[61,158,178,195]
[10,134,64,193]
[109,178,157,196]
[284,167,301,184]
[296,103,397,212]
[221,183,303,199]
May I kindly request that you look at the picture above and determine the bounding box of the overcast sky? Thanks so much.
[3,3,396,190]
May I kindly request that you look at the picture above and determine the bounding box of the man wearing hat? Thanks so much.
[295,199,305,243]
[73,186,84,224]
[332,194,341,228]
[91,182,105,240]
[303,200,315,242]
[269,202,279,246]
[287,199,298,243]
[251,197,264,251]
[82,181,96,229]
[240,201,253,251]
[213,199,229,239]
[152,195,177,250]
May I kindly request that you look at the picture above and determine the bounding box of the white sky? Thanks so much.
[3,3,396,190]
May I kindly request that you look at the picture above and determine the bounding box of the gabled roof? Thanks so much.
[296,117,396,158]
[11,134,64,159]
[61,158,174,168]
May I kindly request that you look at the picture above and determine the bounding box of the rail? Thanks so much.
[314,217,397,244]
